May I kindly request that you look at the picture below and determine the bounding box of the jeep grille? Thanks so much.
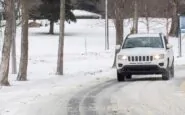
[128,56,153,62]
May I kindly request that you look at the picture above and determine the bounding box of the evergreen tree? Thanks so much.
[33,0,76,34]
[65,0,76,23]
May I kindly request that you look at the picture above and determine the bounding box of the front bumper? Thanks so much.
[117,65,167,75]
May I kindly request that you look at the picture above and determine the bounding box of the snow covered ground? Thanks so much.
[0,18,185,115]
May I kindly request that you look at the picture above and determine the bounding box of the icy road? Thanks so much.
[62,65,185,115]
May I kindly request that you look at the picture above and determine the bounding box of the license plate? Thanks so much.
[130,62,151,65]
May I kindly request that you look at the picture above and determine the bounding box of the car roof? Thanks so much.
[127,33,161,38]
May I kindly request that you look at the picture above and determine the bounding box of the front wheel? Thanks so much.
[117,71,125,82]
[162,61,171,80]
[162,69,170,80]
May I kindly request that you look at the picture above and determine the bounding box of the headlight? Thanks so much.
[153,54,165,60]
[118,55,128,60]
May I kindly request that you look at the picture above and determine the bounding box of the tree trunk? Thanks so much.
[17,0,29,81]
[49,20,54,34]
[112,0,125,68]
[56,0,65,75]
[132,0,138,34]
[145,4,149,33]
[115,20,123,45]
[146,16,149,33]
[166,18,170,39]
[112,19,123,68]
[169,1,178,37]
[0,0,14,86]
[11,1,17,74]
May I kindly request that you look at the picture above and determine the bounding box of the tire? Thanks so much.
[126,74,132,79]
[117,71,125,82]
[162,69,170,80]
[162,60,170,80]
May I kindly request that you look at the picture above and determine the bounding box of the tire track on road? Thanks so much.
[67,79,131,115]
[67,79,116,115]
[82,81,130,115]
[108,78,165,115]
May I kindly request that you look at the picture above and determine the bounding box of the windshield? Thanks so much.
[122,37,164,49]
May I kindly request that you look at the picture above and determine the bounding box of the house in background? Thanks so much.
[72,10,101,19]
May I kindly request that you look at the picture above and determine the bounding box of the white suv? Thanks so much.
[116,33,174,81]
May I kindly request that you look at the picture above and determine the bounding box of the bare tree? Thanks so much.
[165,1,171,39]
[49,21,54,34]
[169,0,179,37]
[11,0,17,74]
[16,0,45,81]
[132,0,138,34]
[0,0,14,86]
[57,0,65,75]
[17,0,29,81]
[112,0,127,67]
[144,2,149,33]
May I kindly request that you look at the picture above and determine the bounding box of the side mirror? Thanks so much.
[167,44,173,49]
[116,45,121,50]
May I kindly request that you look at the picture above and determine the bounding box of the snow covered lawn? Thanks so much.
[0,19,185,115]
[0,19,116,115]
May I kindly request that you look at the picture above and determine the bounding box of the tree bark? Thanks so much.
[56,0,65,75]
[145,4,149,33]
[165,1,170,39]
[169,0,178,37]
[11,1,17,74]
[112,0,125,68]
[112,19,123,68]
[132,0,138,34]
[115,20,123,45]
[49,20,54,34]
[17,0,29,81]
[0,0,14,86]
[166,18,170,39]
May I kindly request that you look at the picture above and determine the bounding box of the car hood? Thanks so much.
[119,48,165,56]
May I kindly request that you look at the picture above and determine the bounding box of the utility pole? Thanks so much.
[178,14,184,57]
[105,0,109,50]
